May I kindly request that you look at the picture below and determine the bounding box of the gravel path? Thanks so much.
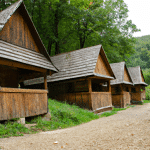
[0,103,150,150]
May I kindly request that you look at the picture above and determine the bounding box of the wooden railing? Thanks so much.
[0,87,48,121]
[91,92,112,110]
[55,92,112,110]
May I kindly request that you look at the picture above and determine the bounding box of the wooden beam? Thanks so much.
[44,73,47,90]
[88,78,92,93]
[108,80,111,92]
[120,84,124,108]
[0,58,47,73]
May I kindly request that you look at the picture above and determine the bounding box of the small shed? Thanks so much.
[24,45,116,113]
[0,0,57,121]
[128,66,148,102]
[110,62,133,108]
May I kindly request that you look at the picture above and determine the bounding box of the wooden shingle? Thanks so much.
[24,45,115,85]
[110,62,133,85]
[128,66,148,86]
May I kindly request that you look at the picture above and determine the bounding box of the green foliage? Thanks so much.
[126,35,150,69]
[0,121,31,138]
[2,0,139,61]
[146,85,150,100]
[143,100,150,103]
[142,69,150,85]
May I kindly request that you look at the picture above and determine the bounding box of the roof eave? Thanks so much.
[93,73,114,80]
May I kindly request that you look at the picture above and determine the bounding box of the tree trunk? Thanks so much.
[54,9,60,54]
[47,39,53,55]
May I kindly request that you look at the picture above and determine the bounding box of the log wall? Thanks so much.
[0,87,48,121]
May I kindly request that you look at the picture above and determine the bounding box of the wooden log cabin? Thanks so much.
[128,66,148,102]
[110,62,133,108]
[24,45,116,113]
[0,0,58,121]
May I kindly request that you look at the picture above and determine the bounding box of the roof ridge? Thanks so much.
[51,45,101,57]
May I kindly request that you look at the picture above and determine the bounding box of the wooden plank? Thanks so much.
[124,67,132,82]
[0,9,40,53]
[0,87,48,93]
[94,53,112,77]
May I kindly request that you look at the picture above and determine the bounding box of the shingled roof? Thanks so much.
[0,0,57,72]
[110,62,133,85]
[128,66,148,86]
[24,45,115,85]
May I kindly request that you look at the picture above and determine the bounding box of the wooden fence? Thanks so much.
[0,87,48,121]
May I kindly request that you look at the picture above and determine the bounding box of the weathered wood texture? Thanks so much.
[111,85,131,108]
[112,95,122,107]
[0,8,39,53]
[0,40,55,71]
[131,92,142,102]
[112,92,131,108]
[124,67,132,82]
[91,92,112,110]
[49,91,112,111]
[94,52,111,77]
[0,87,48,121]
[53,92,92,109]
[141,73,145,82]
[141,89,146,100]
[128,66,147,86]
[123,92,131,107]
[130,85,145,102]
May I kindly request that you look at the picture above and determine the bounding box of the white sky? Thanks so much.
[123,0,150,37]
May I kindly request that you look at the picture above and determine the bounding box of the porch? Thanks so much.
[0,87,48,121]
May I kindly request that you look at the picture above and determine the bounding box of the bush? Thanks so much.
[146,85,150,100]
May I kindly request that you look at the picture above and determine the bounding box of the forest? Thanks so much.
[1,0,149,83]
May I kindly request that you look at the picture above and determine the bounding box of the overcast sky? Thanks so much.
[123,0,150,37]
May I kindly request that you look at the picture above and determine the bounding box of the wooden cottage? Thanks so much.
[24,45,116,113]
[128,66,148,102]
[110,62,133,108]
[0,0,57,121]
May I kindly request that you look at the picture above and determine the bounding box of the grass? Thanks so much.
[0,99,99,138]
[0,121,32,138]
[100,107,127,117]
[143,100,150,103]
[30,99,99,130]
[0,99,137,138]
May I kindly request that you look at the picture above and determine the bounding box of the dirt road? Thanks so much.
[0,103,150,150]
